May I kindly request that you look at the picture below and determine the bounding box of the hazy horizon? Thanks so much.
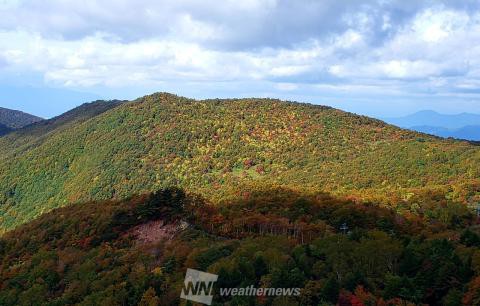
[2,87,480,120]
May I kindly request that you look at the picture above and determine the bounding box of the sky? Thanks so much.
[1,0,480,118]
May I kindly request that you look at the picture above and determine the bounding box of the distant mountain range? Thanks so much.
[383,110,480,141]
[0,85,102,118]
[410,125,480,141]
[0,107,43,136]
[0,107,43,129]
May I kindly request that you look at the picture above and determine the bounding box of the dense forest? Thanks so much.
[0,93,479,232]
[1,93,480,305]
[0,100,123,159]
[1,187,480,305]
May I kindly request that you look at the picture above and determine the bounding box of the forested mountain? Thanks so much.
[1,93,480,305]
[1,187,480,305]
[0,123,12,136]
[0,93,479,232]
[0,107,42,129]
[0,100,124,158]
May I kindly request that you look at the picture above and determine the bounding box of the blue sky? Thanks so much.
[1,0,480,118]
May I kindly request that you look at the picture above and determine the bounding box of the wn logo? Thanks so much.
[180,268,218,305]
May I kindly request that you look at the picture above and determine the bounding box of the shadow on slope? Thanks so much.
[0,188,478,305]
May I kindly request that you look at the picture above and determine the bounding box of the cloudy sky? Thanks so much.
[0,0,480,118]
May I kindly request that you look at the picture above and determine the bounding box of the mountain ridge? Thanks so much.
[411,125,480,141]
[0,93,478,232]
[0,186,479,305]
[0,106,43,130]
[383,110,480,141]
[0,100,124,158]
[383,110,480,129]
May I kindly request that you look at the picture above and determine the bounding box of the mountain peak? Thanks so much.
[0,93,478,231]
[414,110,440,115]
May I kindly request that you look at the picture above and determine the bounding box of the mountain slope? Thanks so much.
[0,123,12,136]
[0,107,43,129]
[0,100,124,158]
[0,187,478,305]
[0,93,479,231]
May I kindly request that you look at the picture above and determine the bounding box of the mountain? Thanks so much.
[451,125,480,141]
[1,93,480,305]
[0,106,43,129]
[0,100,124,158]
[383,110,480,141]
[384,110,480,130]
[0,92,479,232]
[412,125,480,141]
[0,85,101,118]
[0,123,12,136]
[0,187,479,305]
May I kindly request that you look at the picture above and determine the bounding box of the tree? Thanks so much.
[138,288,160,306]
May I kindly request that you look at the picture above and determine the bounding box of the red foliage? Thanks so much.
[463,276,480,305]
[243,159,254,169]
[338,290,366,306]
[256,165,265,174]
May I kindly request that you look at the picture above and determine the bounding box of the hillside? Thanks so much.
[0,123,12,136]
[0,100,124,158]
[0,107,42,129]
[0,93,479,231]
[1,187,480,305]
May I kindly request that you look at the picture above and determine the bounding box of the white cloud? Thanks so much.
[0,28,336,87]
[275,83,299,91]
[0,0,479,114]
[412,9,469,43]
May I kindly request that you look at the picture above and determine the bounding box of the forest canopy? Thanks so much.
[1,187,480,305]
[0,93,478,232]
